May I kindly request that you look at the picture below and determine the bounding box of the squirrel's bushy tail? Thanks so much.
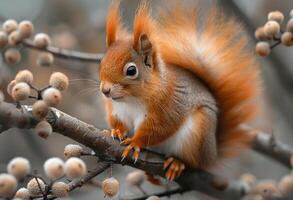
[153,3,260,159]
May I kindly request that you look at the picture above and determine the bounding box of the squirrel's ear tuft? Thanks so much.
[133,1,155,51]
[106,0,127,47]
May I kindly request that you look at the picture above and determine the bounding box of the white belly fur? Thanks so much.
[111,98,147,135]
[154,114,194,156]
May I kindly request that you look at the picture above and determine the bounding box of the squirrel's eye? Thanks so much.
[123,62,139,79]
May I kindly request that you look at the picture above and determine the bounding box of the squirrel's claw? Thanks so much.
[164,157,185,181]
[121,139,141,163]
[111,129,125,141]
[120,138,132,145]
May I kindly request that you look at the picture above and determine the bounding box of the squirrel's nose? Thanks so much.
[102,88,111,97]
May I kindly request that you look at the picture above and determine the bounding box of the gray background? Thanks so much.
[0,0,293,199]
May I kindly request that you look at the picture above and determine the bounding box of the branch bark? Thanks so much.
[0,101,292,199]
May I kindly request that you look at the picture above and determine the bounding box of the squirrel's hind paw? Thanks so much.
[164,157,185,181]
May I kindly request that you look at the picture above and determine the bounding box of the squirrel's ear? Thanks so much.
[138,34,153,68]
[106,0,124,47]
[139,34,152,55]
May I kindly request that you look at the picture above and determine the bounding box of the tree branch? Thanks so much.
[253,132,292,168]
[22,40,103,63]
[0,101,292,199]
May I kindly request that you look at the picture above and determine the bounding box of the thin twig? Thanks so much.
[35,177,46,199]
[270,40,282,49]
[47,162,110,200]
[22,40,103,63]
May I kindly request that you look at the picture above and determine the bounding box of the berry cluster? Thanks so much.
[241,156,293,199]
[255,9,293,57]
[0,19,54,66]
[6,70,68,139]
[0,154,87,199]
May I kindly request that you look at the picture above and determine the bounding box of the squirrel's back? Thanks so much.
[150,2,260,159]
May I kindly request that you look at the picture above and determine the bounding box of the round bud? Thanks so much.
[35,120,52,139]
[268,11,284,24]
[7,157,30,180]
[64,157,87,180]
[126,170,146,186]
[254,27,268,40]
[8,31,22,46]
[0,90,4,103]
[27,178,45,197]
[64,144,83,158]
[264,21,280,37]
[33,33,51,49]
[287,19,293,33]
[32,100,49,120]
[14,188,30,200]
[49,72,69,91]
[102,177,120,198]
[255,42,270,57]
[2,19,18,34]
[0,173,17,198]
[0,31,8,48]
[15,70,33,84]
[42,88,62,107]
[11,82,30,101]
[278,175,293,197]
[241,173,256,187]
[18,21,34,39]
[4,49,21,64]
[146,196,161,200]
[250,180,281,199]
[281,32,293,46]
[51,182,69,198]
[43,157,65,180]
[37,52,54,67]
[7,80,16,95]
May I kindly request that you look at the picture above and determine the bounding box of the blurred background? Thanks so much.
[0,0,292,199]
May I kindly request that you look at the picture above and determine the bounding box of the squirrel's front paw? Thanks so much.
[164,157,185,181]
[111,128,126,141]
[121,138,141,163]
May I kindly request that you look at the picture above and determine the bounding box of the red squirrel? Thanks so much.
[99,1,260,181]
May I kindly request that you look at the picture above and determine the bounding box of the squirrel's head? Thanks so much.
[99,1,158,101]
